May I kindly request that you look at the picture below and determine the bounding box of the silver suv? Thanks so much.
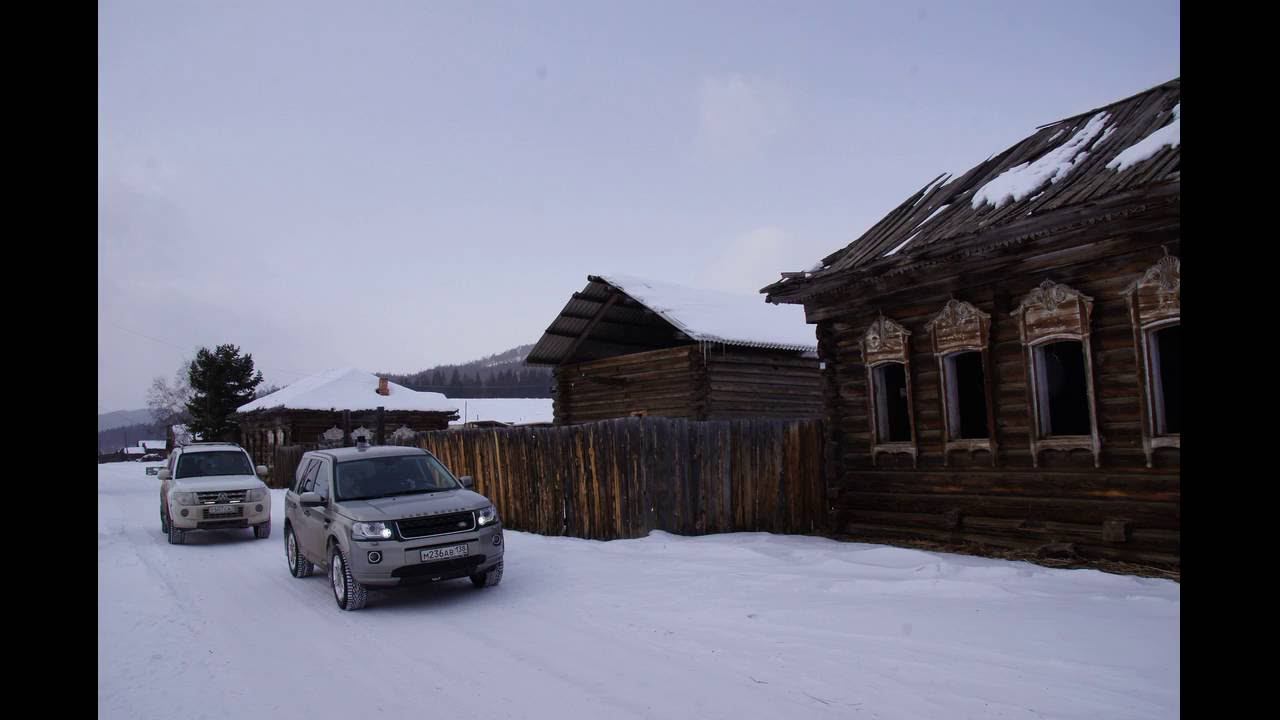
[158,442,272,544]
[284,445,504,611]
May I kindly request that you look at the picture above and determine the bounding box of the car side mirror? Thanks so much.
[299,491,325,507]
[256,465,269,477]
[157,469,171,481]
[459,475,474,489]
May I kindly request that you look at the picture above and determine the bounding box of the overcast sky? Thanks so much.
[98,0,1179,413]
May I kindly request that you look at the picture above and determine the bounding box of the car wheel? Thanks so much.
[330,545,368,611]
[167,523,186,545]
[470,561,503,588]
[253,522,271,539]
[160,506,169,534]
[285,526,313,578]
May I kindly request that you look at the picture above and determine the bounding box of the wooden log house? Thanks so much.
[527,274,823,424]
[236,368,459,465]
[762,78,1181,568]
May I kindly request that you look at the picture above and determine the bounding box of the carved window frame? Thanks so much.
[1124,253,1180,467]
[926,299,997,466]
[860,316,917,466]
[1011,280,1102,468]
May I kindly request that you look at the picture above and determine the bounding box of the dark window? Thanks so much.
[944,351,989,439]
[873,363,912,442]
[1150,324,1180,434]
[314,461,332,501]
[1034,341,1091,436]
[174,451,253,479]
[298,460,320,494]
[335,454,461,501]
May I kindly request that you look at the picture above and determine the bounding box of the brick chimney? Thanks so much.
[376,377,389,396]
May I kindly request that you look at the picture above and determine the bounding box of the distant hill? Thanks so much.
[99,408,154,432]
[98,420,169,453]
[383,344,552,398]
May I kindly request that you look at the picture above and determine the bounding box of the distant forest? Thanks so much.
[99,421,169,453]
[382,343,552,399]
[98,344,551,452]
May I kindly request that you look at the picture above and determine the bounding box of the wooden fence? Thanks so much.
[410,416,826,540]
[270,445,307,489]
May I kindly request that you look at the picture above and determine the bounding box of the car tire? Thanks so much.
[285,526,313,578]
[167,523,186,545]
[470,561,503,588]
[160,507,169,534]
[330,544,368,611]
[253,522,271,539]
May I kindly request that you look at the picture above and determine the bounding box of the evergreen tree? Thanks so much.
[185,344,264,442]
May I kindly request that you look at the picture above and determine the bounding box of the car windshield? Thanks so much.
[175,451,254,479]
[334,454,460,501]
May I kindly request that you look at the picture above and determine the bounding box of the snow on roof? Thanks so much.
[139,440,165,450]
[449,398,555,426]
[237,368,458,414]
[971,111,1110,210]
[598,274,816,351]
[1108,103,1180,172]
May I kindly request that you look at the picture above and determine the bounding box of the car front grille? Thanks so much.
[198,519,248,529]
[397,511,476,540]
[202,506,245,519]
[197,490,248,504]
[392,555,485,578]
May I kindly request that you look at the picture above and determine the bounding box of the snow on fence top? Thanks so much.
[599,273,817,351]
[238,368,457,413]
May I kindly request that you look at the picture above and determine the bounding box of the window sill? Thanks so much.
[871,442,917,468]
[944,439,995,467]
[1031,435,1100,468]
[1141,434,1179,467]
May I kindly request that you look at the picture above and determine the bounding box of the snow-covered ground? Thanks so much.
[99,462,1178,719]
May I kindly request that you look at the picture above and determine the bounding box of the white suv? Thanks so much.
[158,443,272,545]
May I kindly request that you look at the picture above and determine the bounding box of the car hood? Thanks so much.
[171,475,267,492]
[337,489,491,522]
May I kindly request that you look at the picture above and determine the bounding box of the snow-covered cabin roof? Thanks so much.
[764,77,1180,303]
[139,440,165,451]
[527,274,817,366]
[237,368,458,414]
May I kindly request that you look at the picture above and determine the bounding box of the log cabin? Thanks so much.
[527,274,822,424]
[236,368,459,465]
[762,78,1180,568]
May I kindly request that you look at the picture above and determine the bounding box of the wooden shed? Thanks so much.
[762,78,1180,568]
[527,274,822,424]
[236,368,459,465]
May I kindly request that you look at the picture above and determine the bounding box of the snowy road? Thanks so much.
[99,462,1178,719]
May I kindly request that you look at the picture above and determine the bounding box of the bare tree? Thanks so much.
[147,361,193,427]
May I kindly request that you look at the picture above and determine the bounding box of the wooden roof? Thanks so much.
[763,78,1180,303]
[527,274,816,367]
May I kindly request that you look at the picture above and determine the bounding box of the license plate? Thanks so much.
[207,505,238,515]
[421,544,469,562]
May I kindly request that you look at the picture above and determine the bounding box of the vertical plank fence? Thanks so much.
[412,416,826,540]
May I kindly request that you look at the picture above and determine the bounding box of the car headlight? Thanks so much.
[172,492,198,506]
[245,487,268,502]
[476,505,498,527]
[352,521,394,541]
